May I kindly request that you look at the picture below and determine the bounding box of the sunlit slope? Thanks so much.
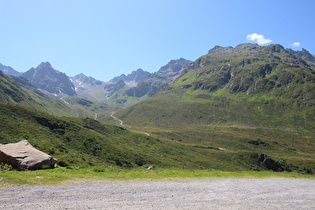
[0,71,94,118]
[0,102,278,170]
[117,44,315,129]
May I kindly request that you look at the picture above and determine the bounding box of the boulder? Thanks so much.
[0,140,57,170]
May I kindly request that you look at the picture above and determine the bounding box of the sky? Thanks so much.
[1,0,314,82]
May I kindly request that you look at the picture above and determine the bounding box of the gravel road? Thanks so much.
[0,178,314,209]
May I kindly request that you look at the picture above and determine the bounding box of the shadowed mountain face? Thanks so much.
[117,43,315,129]
[22,62,76,96]
[125,58,191,98]
[286,48,315,66]
[70,69,151,104]
[0,70,31,103]
[110,68,151,86]
[0,63,21,77]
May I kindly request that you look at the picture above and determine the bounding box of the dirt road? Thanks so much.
[0,178,314,209]
[110,111,124,126]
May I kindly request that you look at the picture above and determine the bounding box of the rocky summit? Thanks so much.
[22,62,76,96]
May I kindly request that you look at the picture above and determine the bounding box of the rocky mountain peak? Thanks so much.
[124,58,191,99]
[74,73,87,79]
[110,68,151,85]
[263,44,287,53]
[71,73,103,86]
[287,48,315,65]
[37,61,53,69]
[153,58,191,77]
[21,62,76,96]
[208,45,234,54]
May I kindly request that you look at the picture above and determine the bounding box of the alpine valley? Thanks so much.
[0,43,314,173]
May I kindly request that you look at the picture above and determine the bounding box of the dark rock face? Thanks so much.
[0,140,58,170]
[110,68,151,84]
[22,62,76,96]
[248,140,267,146]
[10,76,47,97]
[251,153,284,172]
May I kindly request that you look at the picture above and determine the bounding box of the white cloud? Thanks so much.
[246,33,273,45]
[292,42,301,47]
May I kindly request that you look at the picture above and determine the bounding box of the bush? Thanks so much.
[0,162,13,171]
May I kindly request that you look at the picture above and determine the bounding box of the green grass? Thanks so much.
[118,89,315,130]
[115,90,315,173]
[2,102,314,174]
[1,166,314,187]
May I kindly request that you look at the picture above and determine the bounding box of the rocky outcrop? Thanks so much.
[0,140,58,170]
[251,153,284,172]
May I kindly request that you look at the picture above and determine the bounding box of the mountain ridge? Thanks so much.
[0,63,22,77]
[69,58,191,105]
[110,68,151,87]
[1,46,313,106]
[21,62,76,97]
[117,43,315,129]
[124,58,191,98]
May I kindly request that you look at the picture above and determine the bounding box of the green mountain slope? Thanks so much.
[117,44,315,129]
[1,102,288,171]
[0,70,93,118]
[112,43,315,173]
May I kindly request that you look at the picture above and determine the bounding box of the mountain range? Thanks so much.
[0,58,190,105]
[0,43,314,173]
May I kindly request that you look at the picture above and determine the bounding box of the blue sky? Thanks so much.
[1,0,314,81]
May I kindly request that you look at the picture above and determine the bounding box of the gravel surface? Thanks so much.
[0,178,314,209]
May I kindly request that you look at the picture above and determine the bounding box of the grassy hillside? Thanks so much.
[2,102,313,172]
[116,90,314,129]
[114,92,315,173]
[113,44,315,173]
